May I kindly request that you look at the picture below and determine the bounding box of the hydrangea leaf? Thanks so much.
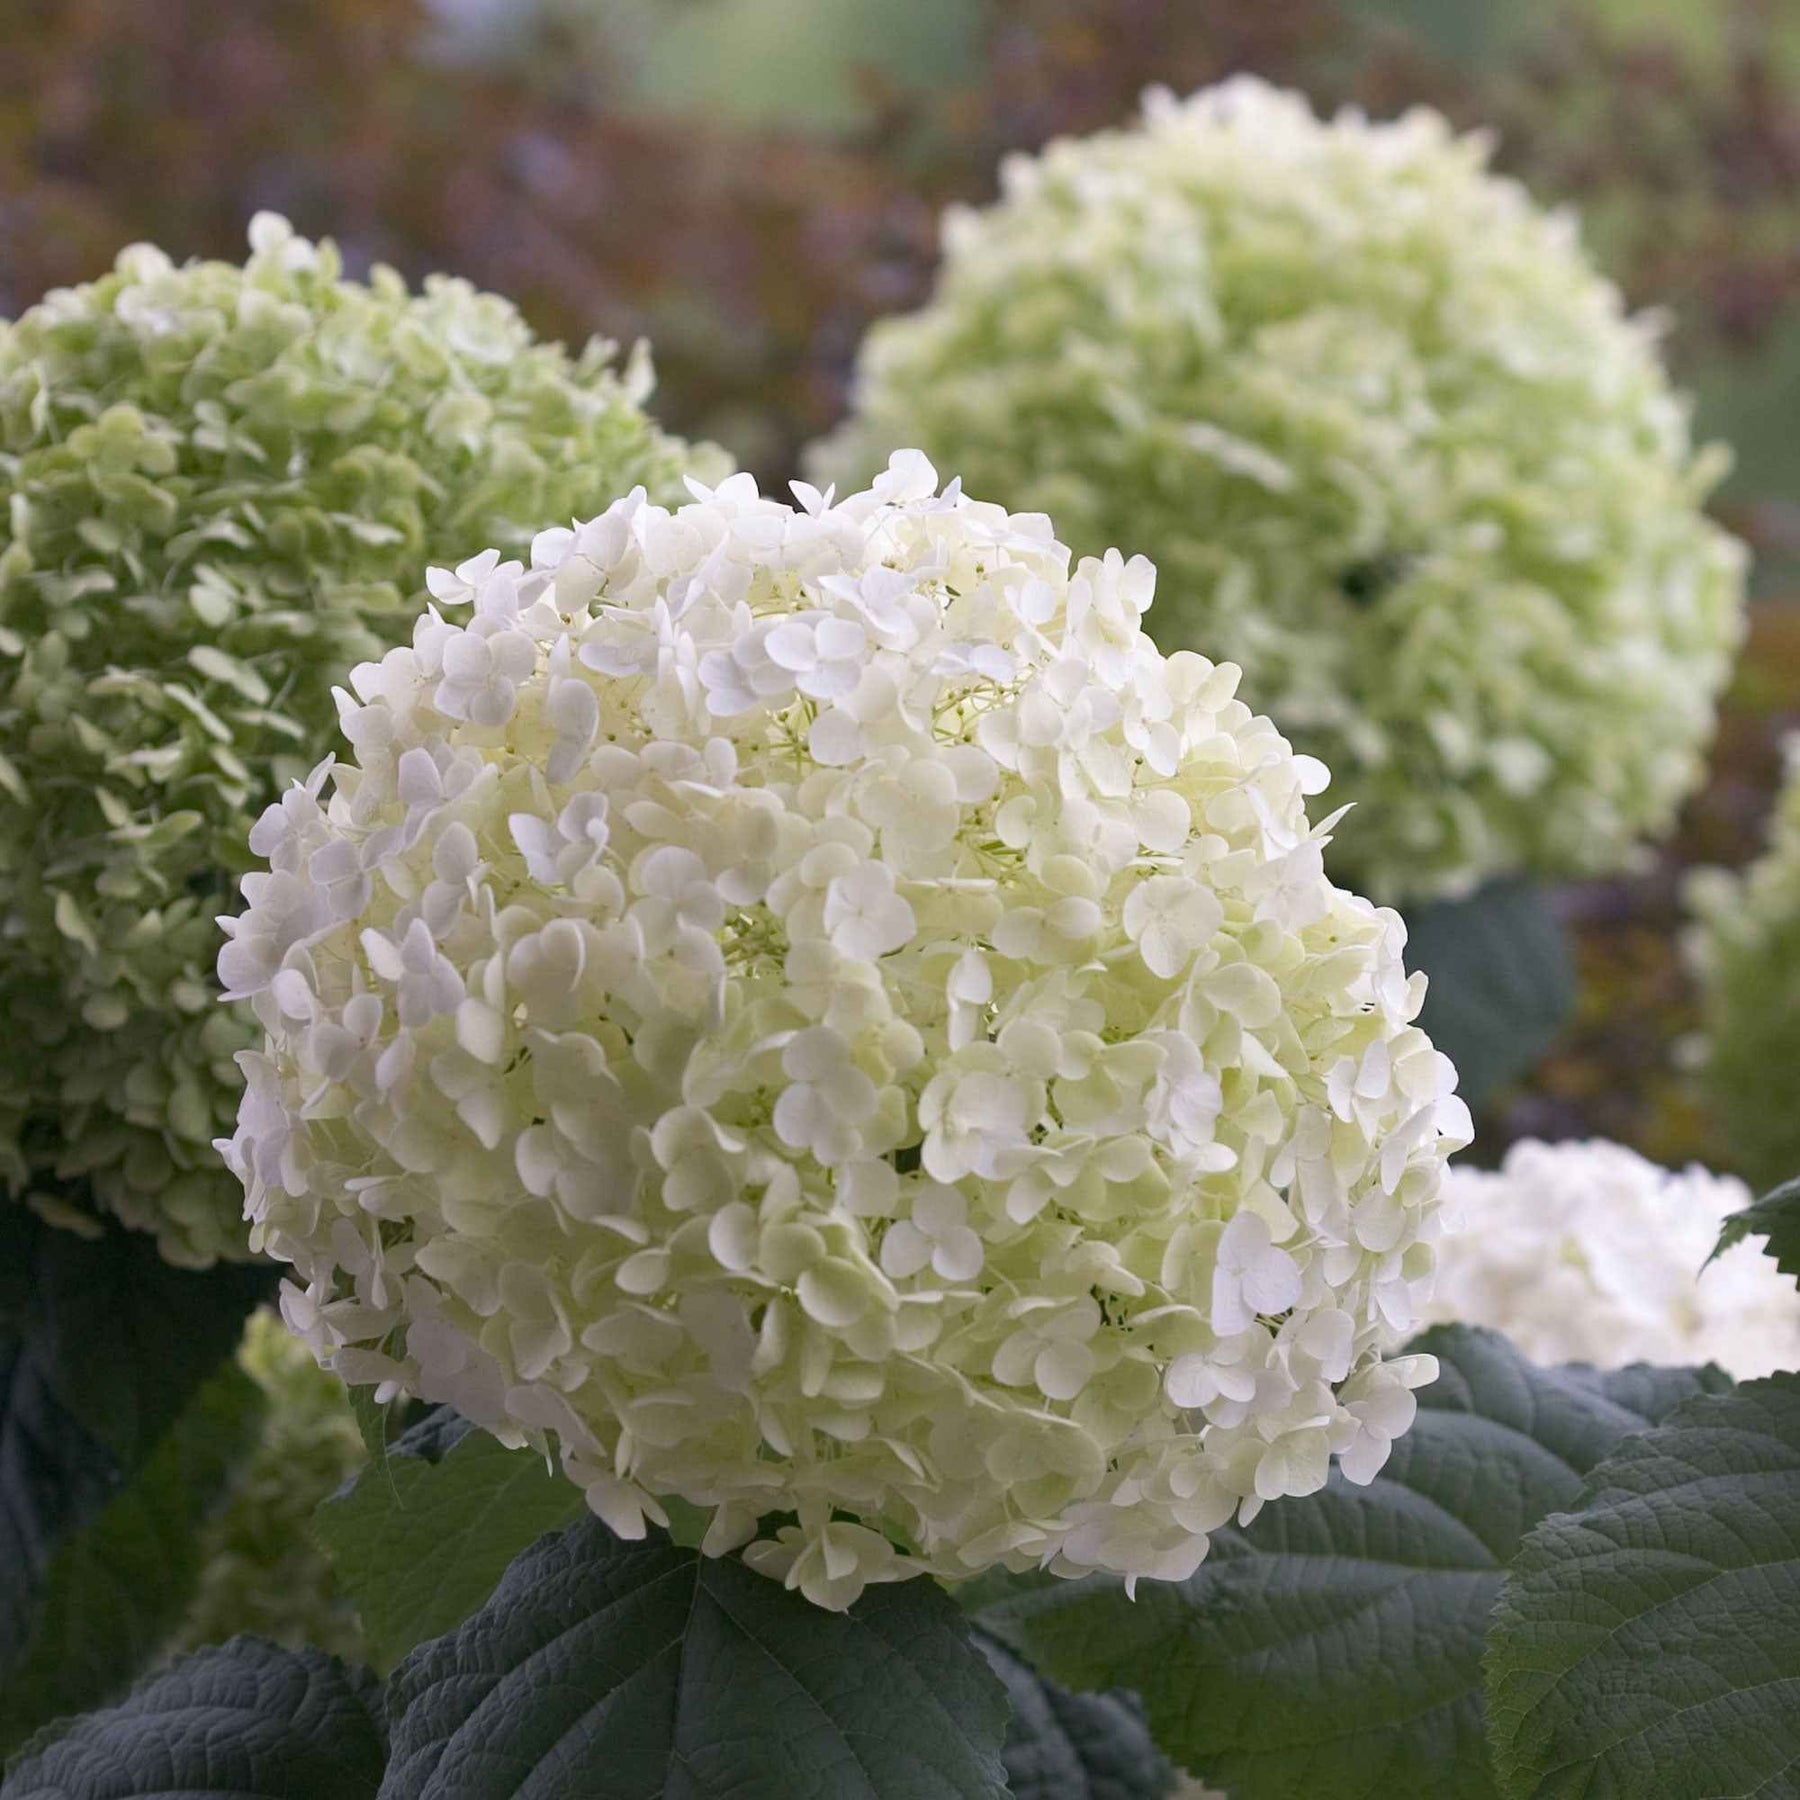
[971,1328,1731,1800]
[0,1640,386,1798]
[0,1362,265,1757]
[1486,1374,1800,1800]
[381,1516,1013,1799]
[975,1630,1177,1800]
[313,1406,584,1667]
[1714,1174,1800,1289]
[6,1208,273,1470]
[1402,881,1574,1109]
[348,1386,395,1478]
[0,1209,269,1671]
[0,1341,113,1673]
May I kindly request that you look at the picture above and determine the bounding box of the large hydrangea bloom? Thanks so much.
[219,453,1469,1609]
[1430,1138,1800,1377]
[0,214,719,1264]
[811,78,1746,903]
[1687,737,1800,1196]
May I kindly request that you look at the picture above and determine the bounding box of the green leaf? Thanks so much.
[0,1639,386,1798]
[314,1406,584,1666]
[0,1208,269,1670]
[0,1341,114,1671]
[1714,1174,1800,1289]
[1486,1373,1800,1800]
[348,1384,394,1475]
[0,1361,266,1757]
[4,1206,273,1469]
[1402,880,1574,1109]
[972,1328,1730,1800]
[382,1516,1013,1799]
[975,1630,1176,1800]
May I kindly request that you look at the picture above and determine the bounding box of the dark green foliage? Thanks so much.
[973,1329,1730,1799]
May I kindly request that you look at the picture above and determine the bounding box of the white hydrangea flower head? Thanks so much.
[1430,1138,1800,1377]
[1687,734,1800,1195]
[811,77,1747,903]
[218,451,1469,1610]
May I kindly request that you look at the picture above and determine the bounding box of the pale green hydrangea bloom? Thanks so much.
[1688,736,1800,1195]
[812,78,1746,903]
[0,214,722,1264]
[167,1309,365,1662]
[219,452,1468,1611]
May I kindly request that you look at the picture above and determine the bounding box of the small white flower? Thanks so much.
[822,862,916,963]
[1212,1211,1304,1336]
[772,1028,880,1167]
[993,1297,1103,1402]
[879,1183,984,1283]
[433,615,537,727]
[919,1064,1034,1184]
[1124,875,1226,980]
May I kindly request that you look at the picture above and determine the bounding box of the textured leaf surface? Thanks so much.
[974,1329,1730,1800]
[381,1516,1012,1799]
[0,1638,386,1798]
[0,1363,265,1756]
[976,1631,1175,1800]
[1487,1374,1800,1799]
[1715,1175,1800,1288]
[314,1406,584,1666]
[1403,880,1574,1109]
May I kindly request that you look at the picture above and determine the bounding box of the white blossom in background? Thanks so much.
[811,77,1746,904]
[1431,1138,1800,1377]
[218,451,1468,1611]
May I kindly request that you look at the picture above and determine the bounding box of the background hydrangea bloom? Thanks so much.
[811,77,1746,903]
[1429,1138,1800,1376]
[166,1309,365,1662]
[1687,735,1800,1197]
[219,451,1468,1610]
[0,214,721,1264]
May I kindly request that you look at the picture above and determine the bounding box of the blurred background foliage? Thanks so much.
[2,0,1797,1171]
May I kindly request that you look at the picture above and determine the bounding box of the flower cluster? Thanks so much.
[219,452,1468,1609]
[1430,1138,1800,1377]
[1687,736,1800,1196]
[166,1309,366,1662]
[811,77,1746,904]
[0,214,720,1264]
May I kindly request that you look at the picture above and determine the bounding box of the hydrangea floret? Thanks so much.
[811,77,1746,903]
[0,214,720,1264]
[218,452,1469,1610]
[1430,1138,1800,1378]
[1687,735,1800,1195]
